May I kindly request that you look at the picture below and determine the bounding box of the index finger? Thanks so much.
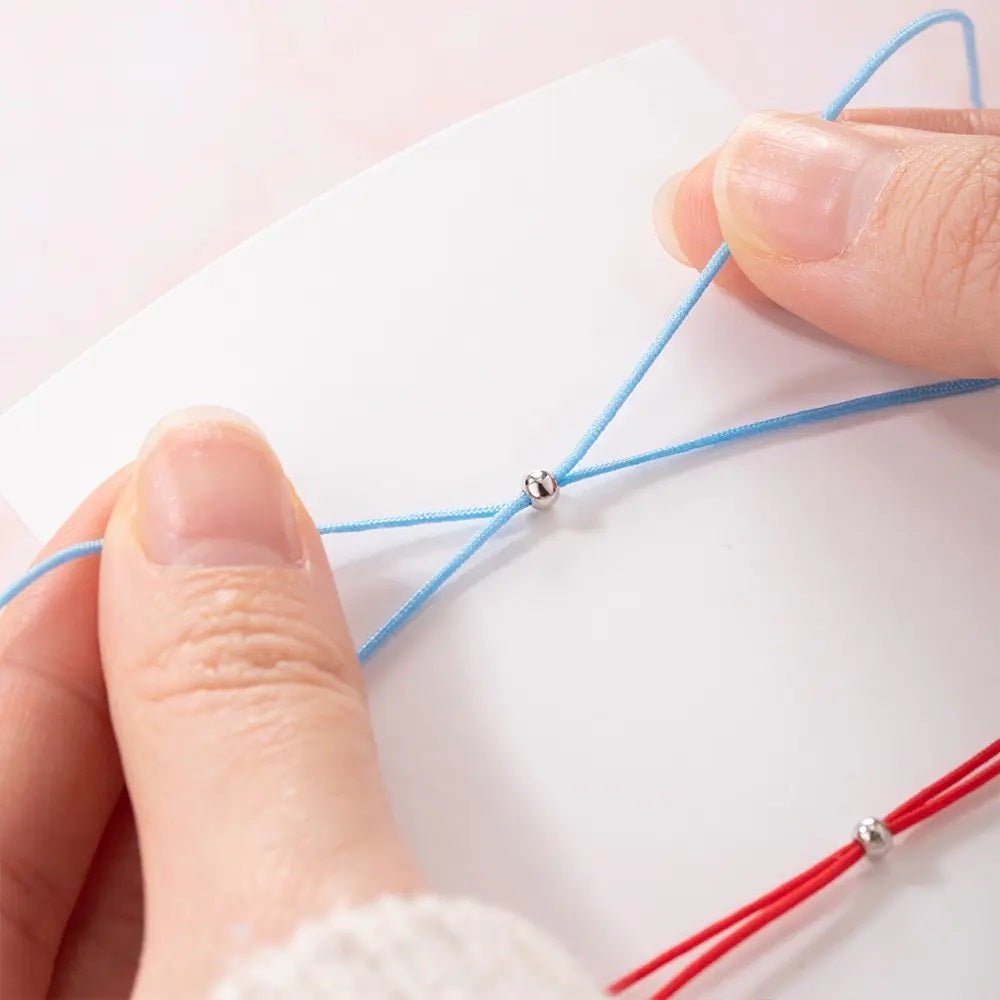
[0,468,129,998]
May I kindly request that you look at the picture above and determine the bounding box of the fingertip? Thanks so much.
[135,406,264,461]
[654,151,770,300]
[653,172,691,265]
[712,111,796,257]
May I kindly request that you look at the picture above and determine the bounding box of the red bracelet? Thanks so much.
[609,738,1000,998]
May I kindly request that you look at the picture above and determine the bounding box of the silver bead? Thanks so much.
[853,816,893,859]
[523,469,559,510]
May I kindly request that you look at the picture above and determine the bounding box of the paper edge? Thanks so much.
[1,37,709,428]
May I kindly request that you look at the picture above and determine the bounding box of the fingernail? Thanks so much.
[136,407,302,567]
[715,112,900,261]
[653,172,691,265]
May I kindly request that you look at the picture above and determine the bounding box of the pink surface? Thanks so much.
[1,1,998,565]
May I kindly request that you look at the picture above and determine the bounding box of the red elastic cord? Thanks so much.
[608,738,1000,999]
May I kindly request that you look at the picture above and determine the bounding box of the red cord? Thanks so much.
[646,847,863,1000]
[889,758,1000,835]
[608,738,1000,998]
[606,846,855,993]
[887,738,1000,822]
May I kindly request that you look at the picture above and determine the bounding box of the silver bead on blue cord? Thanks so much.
[523,470,559,510]
[853,816,893,858]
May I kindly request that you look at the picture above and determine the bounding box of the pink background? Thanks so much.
[1,0,997,570]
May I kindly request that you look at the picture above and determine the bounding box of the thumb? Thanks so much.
[98,408,420,998]
[659,111,1000,376]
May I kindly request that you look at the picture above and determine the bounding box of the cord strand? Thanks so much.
[3,378,995,619]
[886,736,1000,823]
[646,848,865,1000]
[606,845,856,993]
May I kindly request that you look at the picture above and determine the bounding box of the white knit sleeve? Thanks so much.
[211,895,606,999]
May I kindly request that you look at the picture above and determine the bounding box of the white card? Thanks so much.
[2,40,998,996]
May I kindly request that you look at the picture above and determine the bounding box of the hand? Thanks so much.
[654,108,1000,376]
[0,409,421,999]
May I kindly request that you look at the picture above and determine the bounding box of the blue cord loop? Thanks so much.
[1,11,994,664]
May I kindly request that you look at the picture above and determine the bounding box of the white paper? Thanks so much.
[2,40,998,997]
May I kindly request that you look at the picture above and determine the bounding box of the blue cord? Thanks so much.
[562,378,999,486]
[0,539,104,610]
[316,506,503,536]
[552,9,981,483]
[356,494,531,661]
[0,11,993,664]
[4,376,995,626]
[821,9,982,119]
[356,9,989,660]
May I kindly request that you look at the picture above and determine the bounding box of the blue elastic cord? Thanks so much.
[820,9,982,119]
[0,12,993,663]
[562,378,999,486]
[4,377,995,626]
[0,539,104,610]
[356,494,531,661]
[552,9,981,483]
[316,506,503,536]
[552,243,732,482]
[355,9,989,660]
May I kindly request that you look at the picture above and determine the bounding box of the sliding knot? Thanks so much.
[523,470,559,510]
